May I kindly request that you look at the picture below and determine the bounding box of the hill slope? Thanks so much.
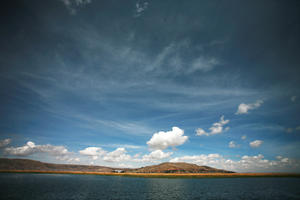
[130,162,234,173]
[0,158,113,172]
[0,158,234,173]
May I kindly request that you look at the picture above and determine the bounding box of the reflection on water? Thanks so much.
[0,173,300,200]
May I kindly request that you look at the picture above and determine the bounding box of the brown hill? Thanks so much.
[0,158,234,173]
[129,162,234,173]
[0,158,113,172]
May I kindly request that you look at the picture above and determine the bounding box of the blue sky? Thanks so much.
[0,0,300,172]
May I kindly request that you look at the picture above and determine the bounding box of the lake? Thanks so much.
[0,173,299,200]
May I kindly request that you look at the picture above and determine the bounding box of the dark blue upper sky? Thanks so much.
[0,0,300,172]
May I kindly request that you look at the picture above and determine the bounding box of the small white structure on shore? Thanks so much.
[112,169,124,173]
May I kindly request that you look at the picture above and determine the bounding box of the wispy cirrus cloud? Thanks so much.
[59,0,92,15]
[134,1,149,17]
[73,114,154,136]
[291,96,297,102]
[285,126,300,133]
[189,57,219,72]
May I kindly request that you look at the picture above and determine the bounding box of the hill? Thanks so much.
[0,158,234,173]
[129,162,234,173]
[0,158,114,172]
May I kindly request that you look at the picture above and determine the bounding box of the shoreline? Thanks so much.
[1,170,300,178]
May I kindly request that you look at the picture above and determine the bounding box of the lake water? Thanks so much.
[0,173,300,200]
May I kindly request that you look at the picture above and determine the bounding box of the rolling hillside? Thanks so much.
[129,162,234,173]
[0,158,234,173]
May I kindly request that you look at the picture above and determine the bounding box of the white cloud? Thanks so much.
[0,138,11,148]
[190,57,218,72]
[141,150,173,163]
[103,148,131,162]
[79,147,107,160]
[170,154,221,166]
[249,140,263,148]
[170,154,300,172]
[196,115,230,136]
[241,135,247,140]
[79,146,132,163]
[78,146,171,164]
[75,114,153,136]
[118,163,134,168]
[195,128,207,136]
[291,96,297,102]
[38,144,69,156]
[59,0,92,14]
[134,1,149,17]
[4,141,70,157]
[100,144,142,149]
[143,40,219,75]
[236,100,263,115]
[5,141,36,156]
[56,156,81,163]
[229,141,237,148]
[146,127,188,150]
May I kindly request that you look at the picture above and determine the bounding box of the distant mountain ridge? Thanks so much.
[0,158,234,173]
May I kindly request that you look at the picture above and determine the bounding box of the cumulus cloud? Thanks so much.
[229,141,237,148]
[249,140,263,148]
[141,150,173,163]
[146,127,188,150]
[170,154,221,166]
[79,147,107,160]
[236,100,263,115]
[170,153,300,172]
[4,141,36,156]
[134,1,149,17]
[118,163,134,168]
[196,115,230,136]
[291,96,297,102]
[78,145,172,164]
[103,148,131,162]
[0,138,11,148]
[4,141,70,157]
[79,146,132,163]
[59,0,92,14]
[233,154,299,172]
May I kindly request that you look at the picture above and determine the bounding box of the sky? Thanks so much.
[0,0,300,172]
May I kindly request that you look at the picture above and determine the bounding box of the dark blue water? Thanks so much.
[0,173,300,200]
